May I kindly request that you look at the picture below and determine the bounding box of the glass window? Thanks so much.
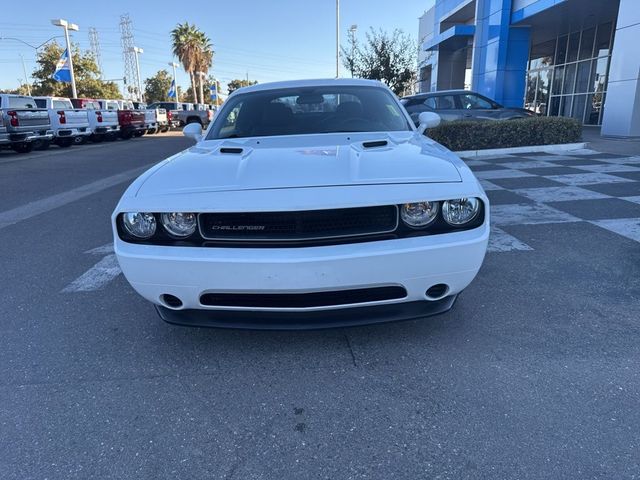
[10,97,37,108]
[432,95,457,110]
[563,63,577,95]
[552,66,565,95]
[592,57,608,93]
[579,28,596,60]
[207,86,411,139]
[424,97,437,109]
[549,96,562,117]
[571,94,587,122]
[529,39,556,69]
[525,72,537,109]
[567,32,580,63]
[560,96,572,117]
[556,35,568,64]
[459,94,493,109]
[575,61,591,93]
[53,99,72,109]
[595,23,612,57]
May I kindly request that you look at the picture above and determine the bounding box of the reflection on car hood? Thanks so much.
[135,132,462,196]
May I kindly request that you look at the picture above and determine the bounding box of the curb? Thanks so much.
[455,142,588,158]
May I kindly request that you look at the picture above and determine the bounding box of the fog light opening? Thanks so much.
[161,294,183,309]
[425,284,449,300]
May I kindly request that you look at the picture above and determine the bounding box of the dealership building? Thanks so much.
[417,0,639,137]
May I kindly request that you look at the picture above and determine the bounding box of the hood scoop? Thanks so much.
[220,147,244,154]
[362,140,388,149]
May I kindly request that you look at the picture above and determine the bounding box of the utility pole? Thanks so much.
[131,46,144,102]
[51,18,79,98]
[169,62,180,105]
[119,14,137,99]
[19,54,31,95]
[88,27,103,79]
[336,0,340,78]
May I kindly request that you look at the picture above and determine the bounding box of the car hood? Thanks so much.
[135,132,462,197]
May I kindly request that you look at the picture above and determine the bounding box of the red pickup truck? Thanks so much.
[97,99,145,140]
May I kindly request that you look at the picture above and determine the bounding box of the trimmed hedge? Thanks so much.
[426,116,582,151]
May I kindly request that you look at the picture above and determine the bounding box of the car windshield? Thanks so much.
[207,85,411,140]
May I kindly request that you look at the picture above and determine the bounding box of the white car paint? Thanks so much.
[112,78,489,328]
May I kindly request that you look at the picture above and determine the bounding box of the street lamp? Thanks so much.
[348,25,358,78]
[131,46,144,102]
[335,0,340,78]
[51,19,79,98]
[169,62,180,105]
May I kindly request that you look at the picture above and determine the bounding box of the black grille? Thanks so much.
[200,286,407,308]
[198,206,398,243]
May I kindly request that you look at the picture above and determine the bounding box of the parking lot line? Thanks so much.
[0,164,152,230]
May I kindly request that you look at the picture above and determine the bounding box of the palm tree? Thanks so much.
[194,32,214,104]
[171,22,206,103]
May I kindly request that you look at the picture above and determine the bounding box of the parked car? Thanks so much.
[112,79,489,329]
[401,90,536,124]
[135,102,169,133]
[33,96,91,148]
[147,102,181,129]
[0,94,53,153]
[148,101,211,127]
[132,101,161,134]
[98,99,145,140]
[71,98,120,142]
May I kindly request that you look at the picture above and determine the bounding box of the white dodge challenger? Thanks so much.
[112,79,489,329]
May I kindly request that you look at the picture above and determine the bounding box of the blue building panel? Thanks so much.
[471,0,531,107]
[511,0,567,24]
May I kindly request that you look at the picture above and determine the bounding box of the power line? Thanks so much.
[88,27,103,79]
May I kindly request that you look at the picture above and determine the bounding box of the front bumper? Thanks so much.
[115,223,489,328]
[156,295,458,330]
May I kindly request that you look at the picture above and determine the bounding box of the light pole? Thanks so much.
[19,54,31,95]
[51,19,79,98]
[131,46,144,102]
[348,24,358,78]
[169,62,180,105]
[336,0,340,78]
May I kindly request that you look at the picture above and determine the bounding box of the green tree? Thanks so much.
[227,79,257,95]
[341,28,417,96]
[171,22,214,104]
[30,42,120,98]
[144,69,173,103]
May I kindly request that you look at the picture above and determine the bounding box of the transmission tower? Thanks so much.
[88,27,103,79]
[119,14,137,99]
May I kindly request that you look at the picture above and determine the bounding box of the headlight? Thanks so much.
[122,212,156,239]
[442,198,480,225]
[400,201,439,228]
[160,212,197,237]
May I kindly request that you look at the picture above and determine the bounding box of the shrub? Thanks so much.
[426,116,582,151]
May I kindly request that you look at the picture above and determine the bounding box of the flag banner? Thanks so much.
[52,49,71,83]
[210,84,217,100]
[168,80,176,98]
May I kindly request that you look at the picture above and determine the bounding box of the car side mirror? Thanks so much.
[183,122,203,142]
[417,111,441,134]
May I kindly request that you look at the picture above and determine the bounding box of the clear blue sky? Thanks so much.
[0,0,431,95]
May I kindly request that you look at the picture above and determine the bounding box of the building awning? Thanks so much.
[423,25,475,51]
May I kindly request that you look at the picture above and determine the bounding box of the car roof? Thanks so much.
[402,90,477,99]
[235,78,386,95]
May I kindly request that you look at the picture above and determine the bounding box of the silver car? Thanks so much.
[401,90,536,125]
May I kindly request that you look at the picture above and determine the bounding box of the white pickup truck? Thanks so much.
[0,94,54,153]
[33,96,91,148]
[71,98,120,141]
[132,101,159,135]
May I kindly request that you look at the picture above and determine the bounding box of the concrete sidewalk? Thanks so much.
[582,126,640,155]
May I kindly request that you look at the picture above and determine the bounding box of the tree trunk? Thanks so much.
[198,76,205,105]
[190,72,198,103]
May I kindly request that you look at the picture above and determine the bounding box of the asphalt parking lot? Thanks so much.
[1,134,639,479]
